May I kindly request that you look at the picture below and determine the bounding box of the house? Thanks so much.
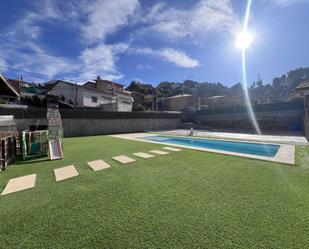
[130,91,154,111]
[47,77,133,111]
[200,95,244,110]
[83,76,133,112]
[295,80,309,99]
[162,94,195,111]
[0,73,20,104]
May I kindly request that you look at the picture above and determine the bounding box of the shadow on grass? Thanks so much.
[13,156,50,165]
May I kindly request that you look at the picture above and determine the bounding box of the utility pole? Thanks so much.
[75,82,78,108]
[152,86,155,112]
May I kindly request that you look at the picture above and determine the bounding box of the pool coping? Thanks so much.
[110,133,295,165]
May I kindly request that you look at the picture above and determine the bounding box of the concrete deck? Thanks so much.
[158,129,308,145]
[1,174,36,195]
[110,132,296,165]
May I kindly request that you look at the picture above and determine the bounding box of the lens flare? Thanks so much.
[239,0,262,135]
[236,31,253,50]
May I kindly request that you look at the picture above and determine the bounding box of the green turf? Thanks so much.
[0,135,309,249]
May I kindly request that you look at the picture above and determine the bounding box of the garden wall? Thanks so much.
[0,108,181,137]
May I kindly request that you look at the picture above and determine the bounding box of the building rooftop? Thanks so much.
[6,79,22,94]
[296,80,309,90]
[0,73,20,97]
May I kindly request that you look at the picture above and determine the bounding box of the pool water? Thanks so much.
[141,135,280,157]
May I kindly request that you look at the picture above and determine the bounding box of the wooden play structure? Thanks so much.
[21,105,64,161]
[21,130,49,160]
[0,132,19,171]
[0,106,64,170]
[0,116,19,171]
[47,105,64,160]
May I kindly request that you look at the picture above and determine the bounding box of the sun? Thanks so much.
[235,31,253,50]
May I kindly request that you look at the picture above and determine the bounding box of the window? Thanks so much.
[91,96,98,103]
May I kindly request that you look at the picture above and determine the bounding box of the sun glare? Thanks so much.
[235,31,253,50]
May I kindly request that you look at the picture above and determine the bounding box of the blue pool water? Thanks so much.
[141,135,280,157]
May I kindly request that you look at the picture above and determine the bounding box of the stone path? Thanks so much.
[1,148,182,195]
[150,150,169,155]
[1,174,36,195]
[133,152,154,159]
[113,155,136,164]
[54,165,79,182]
[162,147,182,152]
[87,160,111,171]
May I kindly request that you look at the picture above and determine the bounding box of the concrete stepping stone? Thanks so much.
[150,150,169,155]
[133,152,154,159]
[113,155,136,164]
[87,160,111,171]
[162,147,182,152]
[54,165,79,182]
[1,174,36,196]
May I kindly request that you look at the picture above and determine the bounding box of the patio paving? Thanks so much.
[1,174,36,196]
[150,150,169,155]
[163,147,182,152]
[87,160,111,171]
[113,155,136,164]
[133,152,154,159]
[54,165,79,182]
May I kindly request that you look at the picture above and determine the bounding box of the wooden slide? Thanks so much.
[49,139,63,160]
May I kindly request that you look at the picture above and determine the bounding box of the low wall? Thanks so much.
[0,108,181,137]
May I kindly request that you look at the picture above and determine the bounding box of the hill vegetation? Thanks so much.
[126,67,309,111]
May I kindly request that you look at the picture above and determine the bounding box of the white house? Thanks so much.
[83,76,133,112]
[47,78,133,111]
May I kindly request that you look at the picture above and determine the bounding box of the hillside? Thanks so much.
[126,67,309,111]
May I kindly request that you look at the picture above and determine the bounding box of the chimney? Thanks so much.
[95,75,102,89]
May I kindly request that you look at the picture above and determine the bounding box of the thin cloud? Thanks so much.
[134,48,199,68]
[139,0,238,40]
[268,0,308,6]
[79,43,129,81]
[79,0,140,44]
[0,0,239,82]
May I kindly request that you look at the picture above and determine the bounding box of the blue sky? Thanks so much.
[0,0,308,87]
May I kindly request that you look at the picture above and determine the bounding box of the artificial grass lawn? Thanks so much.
[0,135,309,249]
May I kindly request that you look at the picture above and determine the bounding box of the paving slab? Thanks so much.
[133,152,154,159]
[1,174,36,196]
[113,155,136,164]
[150,150,169,155]
[87,160,111,171]
[54,165,79,182]
[162,147,182,152]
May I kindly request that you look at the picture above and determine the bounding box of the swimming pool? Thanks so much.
[140,135,280,157]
